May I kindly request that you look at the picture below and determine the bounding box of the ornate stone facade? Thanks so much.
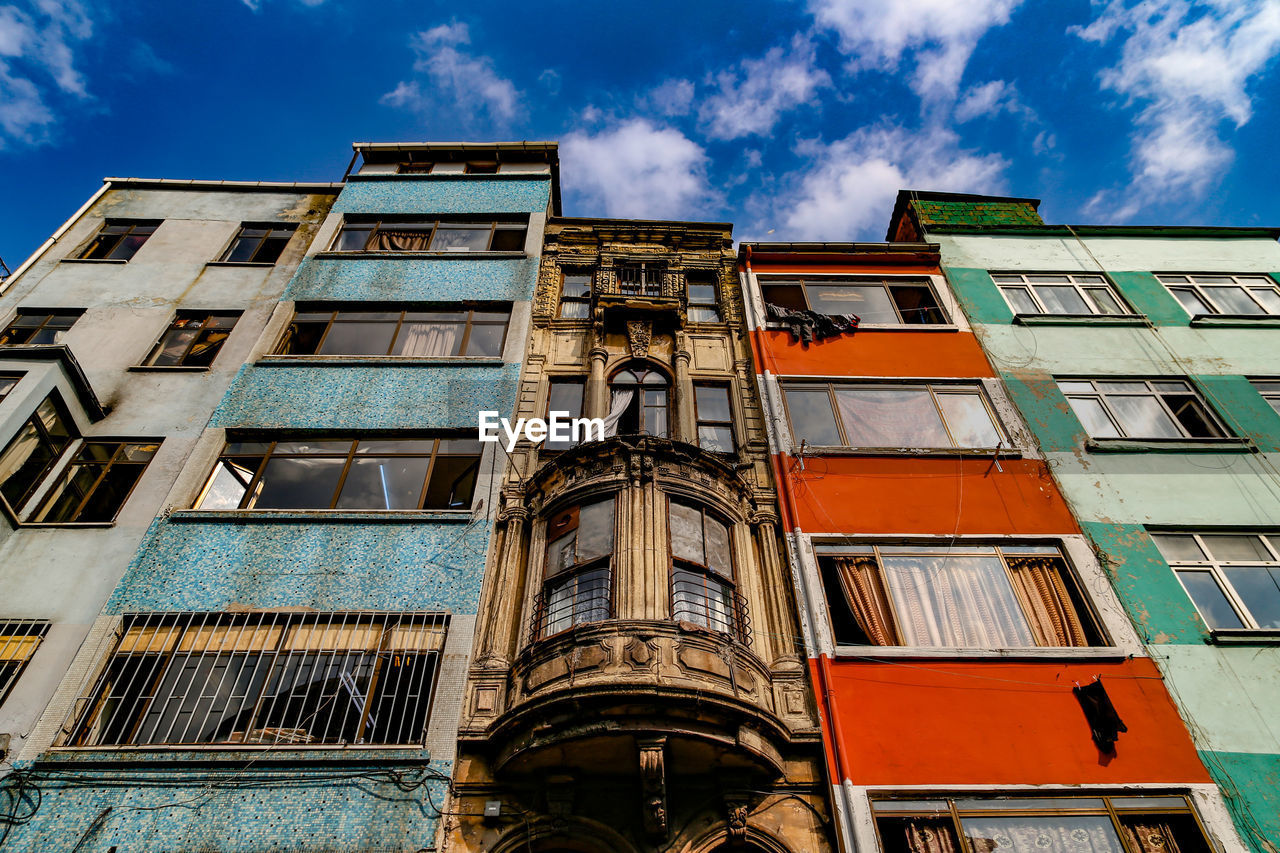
[444,219,832,853]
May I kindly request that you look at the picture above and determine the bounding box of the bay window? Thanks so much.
[669,500,740,638]
[538,497,615,636]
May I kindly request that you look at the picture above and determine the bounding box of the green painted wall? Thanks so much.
[1200,751,1280,853]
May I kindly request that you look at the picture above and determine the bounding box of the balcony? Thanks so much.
[594,264,682,319]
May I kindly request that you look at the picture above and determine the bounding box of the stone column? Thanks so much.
[674,332,695,443]
[586,345,609,420]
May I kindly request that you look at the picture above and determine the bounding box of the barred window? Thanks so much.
[331,217,526,253]
[196,437,481,511]
[992,272,1130,316]
[1,620,50,708]
[278,307,509,358]
[616,261,663,296]
[65,611,446,746]
[669,500,743,638]
[538,497,615,637]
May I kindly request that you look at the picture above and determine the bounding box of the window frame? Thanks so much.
[0,373,22,403]
[537,496,617,638]
[194,436,481,513]
[667,498,744,641]
[608,363,670,438]
[1155,531,1280,632]
[616,261,665,297]
[140,311,240,368]
[1250,379,1280,418]
[1058,378,1230,440]
[693,383,736,454]
[557,268,593,319]
[74,220,160,262]
[275,305,510,359]
[543,376,586,452]
[1156,273,1280,317]
[685,272,723,323]
[0,619,51,708]
[0,392,77,518]
[328,217,527,254]
[218,223,297,265]
[991,271,1134,317]
[759,275,949,325]
[0,309,83,346]
[29,439,161,525]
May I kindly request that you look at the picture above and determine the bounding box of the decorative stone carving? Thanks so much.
[726,800,750,844]
[638,737,668,839]
[626,319,653,358]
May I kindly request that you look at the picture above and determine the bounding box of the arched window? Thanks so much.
[607,365,669,438]
[538,496,615,636]
[669,499,742,637]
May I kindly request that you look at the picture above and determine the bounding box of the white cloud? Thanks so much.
[697,36,831,139]
[1074,0,1280,215]
[810,0,1022,100]
[647,78,695,117]
[381,21,522,127]
[767,124,1008,240]
[561,118,716,220]
[0,0,91,148]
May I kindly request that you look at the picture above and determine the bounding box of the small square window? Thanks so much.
[220,224,296,264]
[76,220,159,261]
[0,310,83,346]
[142,312,240,368]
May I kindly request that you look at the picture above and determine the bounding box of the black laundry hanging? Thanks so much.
[1074,677,1128,753]
[765,302,859,344]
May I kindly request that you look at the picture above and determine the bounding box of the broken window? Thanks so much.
[220,224,296,264]
[31,441,159,524]
[278,306,509,358]
[0,310,83,346]
[760,277,946,324]
[539,497,615,636]
[75,220,159,261]
[1059,378,1227,440]
[544,377,585,452]
[694,384,735,453]
[65,611,446,746]
[874,794,1211,853]
[669,500,740,637]
[1154,532,1280,631]
[0,620,50,708]
[196,437,480,512]
[686,272,722,322]
[607,365,669,438]
[558,269,592,319]
[331,217,527,253]
[1158,273,1280,317]
[142,312,239,367]
[783,382,1004,449]
[992,272,1131,316]
[817,543,1101,648]
[0,394,75,516]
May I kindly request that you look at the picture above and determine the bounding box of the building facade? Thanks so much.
[740,238,1249,853]
[444,217,833,853]
[1,142,556,850]
[888,191,1280,852]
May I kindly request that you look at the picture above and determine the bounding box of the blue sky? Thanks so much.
[2,0,1280,267]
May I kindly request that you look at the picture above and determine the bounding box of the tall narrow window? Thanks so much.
[558,269,592,319]
[607,365,669,438]
[278,307,509,358]
[616,261,663,297]
[220,224,296,264]
[686,273,722,322]
[545,378,585,451]
[669,500,741,638]
[31,441,160,523]
[694,385,735,453]
[1059,379,1227,439]
[0,310,82,346]
[0,620,50,708]
[66,611,446,746]
[784,382,1003,449]
[142,312,239,367]
[539,498,615,636]
[76,220,159,261]
[0,394,75,515]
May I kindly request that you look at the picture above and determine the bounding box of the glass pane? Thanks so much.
[335,456,431,509]
[1057,381,1096,393]
[835,386,949,447]
[670,502,704,564]
[698,425,735,453]
[871,800,950,812]
[1151,534,1206,563]
[423,454,478,508]
[705,516,732,577]
[334,225,373,251]
[69,462,144,523]
[952,797,1108,811]
[1170,287,1213,316]
[688,306,721,323]
[562,273,592,298]
[489,227,526,252]
[1035,285,1090,314]
[1202,285,1264,315]
[1201,535,1271,562]
[890,284,944,324]
[254,457,345,509]
[149,328,199,366]
[1096,381,1151,393]
[695,386,731,423]
[671,568,734,632]
[430,225,491,251]
[808,284,897,323]
[883,554,1035,647]
[1177,570,1245,629]
[183,329,230,367]
[1026,274,1072,283]
[197,458,261,509]
[546,530,576,577]
[1084,287,1126,315]
[548,382,584,418]
[355,440,437,455]
[1002,286,1039,314]
[559,300,590,319]
[1109,796,1189,810]
[224,235,260,263]
[962,815,1124,853]
[1106,394,1180,438]
[463,322,506,357]
[317,320,398,356]
[1223,567,1280,628]
[936,392,1001,447]
[785,389,842,445]
[1250,287,1280,314]
[577,499,615,562]
[761,283,806,311]
[687,284,717,305]
[252,234,291,264]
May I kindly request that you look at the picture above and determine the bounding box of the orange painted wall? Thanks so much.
[812,657,1211,786]
[753,329,994,379]
[778,455,1079,535]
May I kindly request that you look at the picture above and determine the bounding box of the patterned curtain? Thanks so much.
[1120,820,1186,853]
[963,816,1125,853]
[1006,556,1089,646]
[903,819,961,853]
[832,556,898,644]
[371,230,433,251]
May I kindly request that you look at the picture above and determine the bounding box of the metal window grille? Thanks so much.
[532,566,613,638]
[616,262,664,297]
[0,620,51,707]
[61,611,447,747]
[671,566,751,643]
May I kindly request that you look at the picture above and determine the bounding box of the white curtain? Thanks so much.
[395,322,461,357]
[603,389,634,437]
[882,555,1035,647]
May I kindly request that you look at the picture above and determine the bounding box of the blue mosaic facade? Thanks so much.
[334,176,550,215]
[285,256,539,303]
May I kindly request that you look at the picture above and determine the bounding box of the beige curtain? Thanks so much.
[371,230,432,251]
[833,556,898,644]
[903,819,960,853]
[395,322,461,356]
[1120,821,1186,853]
[1007,556,1089,646]
[884,555,1034,648]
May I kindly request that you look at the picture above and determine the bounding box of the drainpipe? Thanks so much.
[1,179,111,296]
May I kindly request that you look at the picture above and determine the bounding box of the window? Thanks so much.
[0,310,82,345]
[1154,532,1280,631]
[0,374,20,403]
[66,611,446,746]
[220,224,296,264]
[818,543,1101,648]
[141,312,239,367]
[761,277,946,324]
[874,794,1211,853]
[397,162,497,174]
[538,498,615,636]
[607,365,669,438]
[1,620,50,707]
[686,273,722,322]
[616,261,663,297]
[331,218,527,253]
[30,441,159,524]
[196,437,480,511]
[669,500,742,637]
[1059,379,1227,440]
[694,385,735,453]
[278,307,509,358]
[545,378,585,452]
[1158,273,1280,317]
[76,220,159,261]
[1251,380,1280,417]
[0,394,74,515]
[558,269,592,319]
[784,382,1003,449]
[992,272,1130,316]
